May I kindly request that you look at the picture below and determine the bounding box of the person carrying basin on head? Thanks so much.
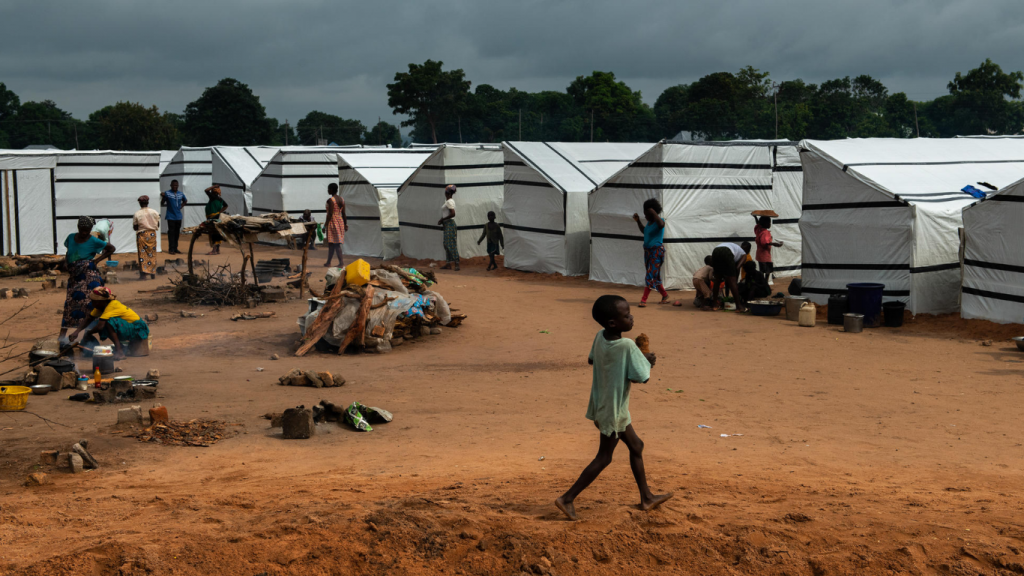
[753,215,783,280]
[59,216,115,346]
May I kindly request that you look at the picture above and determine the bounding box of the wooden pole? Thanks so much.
[338,285,373,354]
[248,242,258,287]
[3,171,11,256]
[294,278,347,356]
[300,223,313,298]
[187,228,201,278]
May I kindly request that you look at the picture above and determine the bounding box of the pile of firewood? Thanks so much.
[295,265,466,357]
[170,263,262,306]
[132,419,231,447]
[0,255,64,278]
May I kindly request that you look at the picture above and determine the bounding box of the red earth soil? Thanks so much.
[2,239,1024,575]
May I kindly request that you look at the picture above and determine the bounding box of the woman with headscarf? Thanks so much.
[68,287,149,361]
[133,195,159,279]
[204,185,228,256]
[59,216,115,344]
[437,184,459,271]
[324,182,347,267]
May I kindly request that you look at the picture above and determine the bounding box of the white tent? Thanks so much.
[961,175,1024,323]
[159,150,176,175]
[250,146,341,223]
[800,138,1024,315]
[339,148,433,259]
[588,141,801,289]
[159,147,211,230]
[502,142,654,276]
[211,146,279,216]
[0,150,160,255]
[398,144,503,261]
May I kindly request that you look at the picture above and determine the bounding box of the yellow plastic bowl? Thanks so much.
[0,385,30,411]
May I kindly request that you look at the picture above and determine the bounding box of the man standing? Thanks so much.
[161,179,187,254]
[132,195,160,280]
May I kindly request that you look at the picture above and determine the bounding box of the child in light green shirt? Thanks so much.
[555,295,672,521]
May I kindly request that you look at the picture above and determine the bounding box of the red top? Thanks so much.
[754,225,773,263]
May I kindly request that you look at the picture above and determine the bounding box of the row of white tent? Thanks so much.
[1,139,1023,325]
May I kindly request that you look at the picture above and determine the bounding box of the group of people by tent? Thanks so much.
[5,134,1024,326]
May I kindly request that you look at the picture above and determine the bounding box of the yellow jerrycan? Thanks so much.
[798,301,817,327]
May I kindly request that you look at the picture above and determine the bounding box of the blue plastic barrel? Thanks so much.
[846,283,885,328]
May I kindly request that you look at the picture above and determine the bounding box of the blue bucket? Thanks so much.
[846,283,885,328]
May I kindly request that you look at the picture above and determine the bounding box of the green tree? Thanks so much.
[653,84,690,139]
[296,111,365,146]
[566,71,656,141]
[939,58,1024,135]
[88,102,180,150]
[363,120,403,147]
[9,100,83,149]
[0,83,20,148]
[387,60,471,144]
[183,78,274,146]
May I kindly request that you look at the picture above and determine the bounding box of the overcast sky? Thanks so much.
[3,0,1024,135]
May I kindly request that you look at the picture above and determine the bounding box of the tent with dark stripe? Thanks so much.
[159,147,213,231]
[800,138,1024,315]
[0,150,161,256]
[249,146,345,231]
[961,174,1024,323]
[502,141,654,276]
[588,140,802,289]
[397,144,503,261]
[210,146,279,216]
[339,148,434,259]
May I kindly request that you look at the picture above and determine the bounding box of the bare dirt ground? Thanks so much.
[2,238,1024,575]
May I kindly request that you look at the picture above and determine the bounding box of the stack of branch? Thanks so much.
[170,263,262,306]
[295,281,373,357]
[0,255,64,278]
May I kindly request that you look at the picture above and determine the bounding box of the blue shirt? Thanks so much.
[642,221,665,249]
[64,234,107,263]
[163,190,187,221]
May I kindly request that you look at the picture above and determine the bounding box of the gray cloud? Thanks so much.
[3,0,1024,136]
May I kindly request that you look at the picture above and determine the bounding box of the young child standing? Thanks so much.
[633,199,669,307]
[476,211,504,271]
[753,216,783,278]
[555,295,672,521]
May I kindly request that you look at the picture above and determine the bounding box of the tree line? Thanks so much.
[0,78,404,150]
[0,58,1021,150]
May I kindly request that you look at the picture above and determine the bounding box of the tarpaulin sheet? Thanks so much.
[502,142,653,276]
[961,175,1024,323]
[398,145,503,261]
[800,137,1024,314]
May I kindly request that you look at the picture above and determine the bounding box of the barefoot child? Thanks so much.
[633,199,669,307]
[555,295,672,521]
[476,211,504,271]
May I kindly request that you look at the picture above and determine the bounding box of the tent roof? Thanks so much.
[504,141,654,194]
[801,138,1024,212]
[212,146,278,187]
[338,148,433,189]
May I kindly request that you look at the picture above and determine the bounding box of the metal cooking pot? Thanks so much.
[844,313,864,333]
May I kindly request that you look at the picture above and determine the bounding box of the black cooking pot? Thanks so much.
[44,358,76,374]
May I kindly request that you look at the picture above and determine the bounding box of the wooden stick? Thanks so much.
[300,224,313,298]
[338,285,373,354]
[187,228,202,278]
[294,278,346,356]
[248,243,258,288]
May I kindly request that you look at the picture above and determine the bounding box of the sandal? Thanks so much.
[638,302,647,308]
[658,298,670,305]
[671,300,682,306]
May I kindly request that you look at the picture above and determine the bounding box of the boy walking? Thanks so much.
[555,295,672,521]
[476,211,504,271]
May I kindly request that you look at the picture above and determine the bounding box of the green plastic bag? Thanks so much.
[316,222,325,242]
